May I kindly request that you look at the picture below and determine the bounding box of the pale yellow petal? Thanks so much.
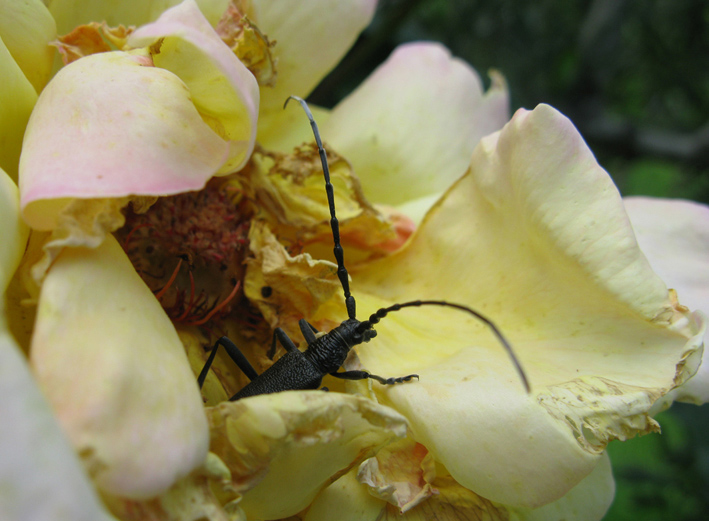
[207,391,408,519]
[0,0,56,92]
[322,43,509,211]
[0,308,118,521]
[249,0,376,115]
[510,452,614,521]
[305,470,391,521]
[49,0,230,33]
[0,36,37,181]
[258,102,331,153]
[344,105,703,507]
[30,234,209,499]
[0,168,28,291]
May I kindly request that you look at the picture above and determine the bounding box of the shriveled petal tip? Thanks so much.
[207,391,407,520]
[0,0,56,92]
[0,313,117,521]
[19,50,229,231]
[128,0,259,174]
[350,104,702,507]
[250,0,376,113]
[625,196,709,404]
[30,234,209,499]
[358,438,437,513]
[0,169,28,291]
[322,42,510,210]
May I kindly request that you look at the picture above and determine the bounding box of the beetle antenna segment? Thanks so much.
[284,96,357,320]
[359,300,531,393]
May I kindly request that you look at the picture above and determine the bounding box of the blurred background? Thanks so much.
[308,1,709,519]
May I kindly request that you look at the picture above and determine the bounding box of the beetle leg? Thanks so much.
[198,336,259,387]
[330,370,419,385]
[267,328,299,359]
[299,319,319,345]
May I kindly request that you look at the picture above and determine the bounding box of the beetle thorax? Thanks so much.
[303,319,376,373]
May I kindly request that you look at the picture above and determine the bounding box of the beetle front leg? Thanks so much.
[330,370,419,385]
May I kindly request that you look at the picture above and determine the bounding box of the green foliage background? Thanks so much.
[309,1,709,519]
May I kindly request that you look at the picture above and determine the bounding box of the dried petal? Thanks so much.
[358,438,437,513]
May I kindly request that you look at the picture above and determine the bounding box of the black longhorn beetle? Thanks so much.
[197,96,531,400]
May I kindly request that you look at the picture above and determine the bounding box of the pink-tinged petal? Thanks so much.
[0,169,28,291]
[30,234,209,499]
[0,0,56,92]
[0,36,37,181]
[49,0,230,33]
[250,0,376,115]
[348,105,703,507]
[19,50,229,231]
[624,196,709,405]
[128,0,259,175]
[0,313,118,521]
[322,43,509,214]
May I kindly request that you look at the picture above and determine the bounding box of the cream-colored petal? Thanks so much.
[305,470,392,521]
[19,50,229,231]
[128,0,259,175]
[49,0,230,33]
[0,36,37,182]
[321,43,509,210]
[624,196,709,405]
[0,169,28,291]
[0,309,117,521]
[345,105,703,507]
[207,391,408,520]
[510,452,614,521]
[248,0,376,116]
[0,0,56,92]
[30,234,209,499]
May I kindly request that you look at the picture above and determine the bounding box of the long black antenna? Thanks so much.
[284,96,357,319]
[359,300,531,393]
